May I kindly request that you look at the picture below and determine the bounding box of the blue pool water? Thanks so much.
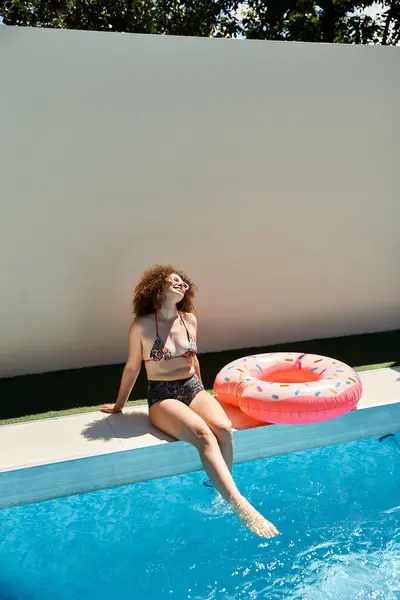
[0,436,399,600]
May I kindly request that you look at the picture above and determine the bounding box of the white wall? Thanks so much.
[1,27,399,377]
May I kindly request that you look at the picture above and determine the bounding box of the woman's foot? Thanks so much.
[231,496,279,538]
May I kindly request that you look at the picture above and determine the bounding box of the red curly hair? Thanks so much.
[133,264,197,317]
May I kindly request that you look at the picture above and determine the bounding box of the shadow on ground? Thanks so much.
[81,411,173,443]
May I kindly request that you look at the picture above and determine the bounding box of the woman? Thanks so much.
[101,265,278,538]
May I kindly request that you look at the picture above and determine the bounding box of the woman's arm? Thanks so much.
[100,321,143,413]
[193,356,203,385]
[188,313,203,385]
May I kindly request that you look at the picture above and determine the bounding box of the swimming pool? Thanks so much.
[0,435,399,600]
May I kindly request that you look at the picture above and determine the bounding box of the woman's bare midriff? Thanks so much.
[145,358,196,382]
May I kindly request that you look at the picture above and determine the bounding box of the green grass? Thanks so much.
[353,361,399,372]
[1,327,399,426]
[0,399,148,426]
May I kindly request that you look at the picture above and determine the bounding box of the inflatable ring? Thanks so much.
[214,352,362,425]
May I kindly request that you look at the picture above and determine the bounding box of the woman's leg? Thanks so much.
[150,398,236,500]
[149,399,278,538]
[190,390,234,472]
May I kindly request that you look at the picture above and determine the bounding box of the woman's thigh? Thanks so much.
[189,390,232,436]
[149,398,213,445]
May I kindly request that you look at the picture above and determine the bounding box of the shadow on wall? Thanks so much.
[0,329,399,421]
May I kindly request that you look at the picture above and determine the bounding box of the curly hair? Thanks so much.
[133,264,197,317]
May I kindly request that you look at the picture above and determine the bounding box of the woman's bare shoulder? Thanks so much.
[129,314,154,336]
[182,312,197,326]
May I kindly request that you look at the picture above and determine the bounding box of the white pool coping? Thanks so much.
[0,366,399,509]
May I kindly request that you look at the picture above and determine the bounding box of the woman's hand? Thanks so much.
[100,404,122,414]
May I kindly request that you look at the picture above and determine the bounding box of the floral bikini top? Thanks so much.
[145,311,197,362]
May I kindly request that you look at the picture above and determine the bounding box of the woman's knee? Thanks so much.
[213,420,233,445]
[190,425,217,450]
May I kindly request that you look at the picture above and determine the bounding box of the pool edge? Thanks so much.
[1,403,399,510]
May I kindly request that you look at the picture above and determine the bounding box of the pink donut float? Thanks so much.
[214,352,362,425]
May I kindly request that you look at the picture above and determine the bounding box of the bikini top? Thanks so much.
[145,311,197,362]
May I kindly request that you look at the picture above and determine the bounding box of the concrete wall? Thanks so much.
[1,27,399,377]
